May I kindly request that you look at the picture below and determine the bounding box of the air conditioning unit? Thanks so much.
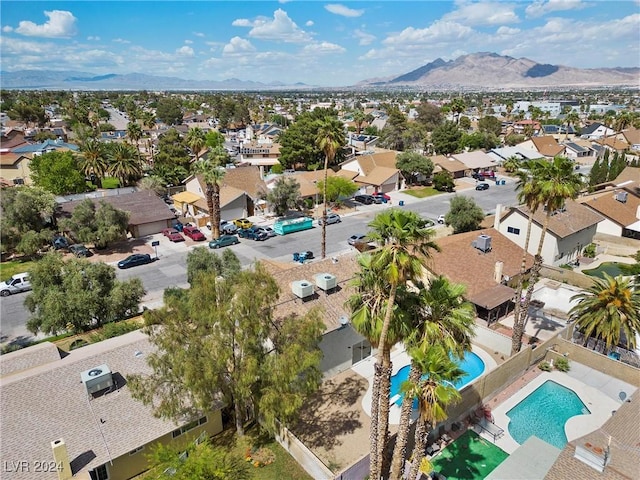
[80,364,114,395]
[472,234,492,253]
[314,273,337,291]
[615,191,628,203]
[291,280,314,299]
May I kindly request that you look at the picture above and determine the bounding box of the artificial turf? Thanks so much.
[430,430,509,480]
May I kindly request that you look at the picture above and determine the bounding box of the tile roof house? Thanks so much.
[563,142,593,161]
[451,150,498,171]
[340,150,400,193]
[0,330,224,480]
[12,138,79,154]
[580,122,615,140]
[518,136,566,159]
[431,154,468,179]
[0,151,32,185]
[428,227,534,324]
[579,188,640,240]
[496,200,604,266]
[596,136,630,154]
[619,126,640,151]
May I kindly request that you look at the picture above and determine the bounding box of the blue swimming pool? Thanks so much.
[507,380,590,449]
[389,351,485,406]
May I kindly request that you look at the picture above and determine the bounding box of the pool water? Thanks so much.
[389,351,485,406]
[507,380,590,449]
[583,262,625,279]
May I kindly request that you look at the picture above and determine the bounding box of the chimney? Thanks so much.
[494,261,504,283]
[51,439,72,480]
[494,204,503,230]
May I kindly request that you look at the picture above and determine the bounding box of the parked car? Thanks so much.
[182,225,206,241]
[52,236,70,250]
[475,183,490,191]
[233,218,253,229]
[0,272,31,296]
[220,220,238,235]
[69,244,92,258]
[161,228,185,242]
[354,194,376,205]
[348,234,367,245]
[437,214,446,224]
[238,227,268,241]
[318,213,341,225]
[471,172,485,181]
[117,253,154,269]
[209,235,240,249]
[372,192,391,203]
[173,221,185,232]
[254,226,275,238]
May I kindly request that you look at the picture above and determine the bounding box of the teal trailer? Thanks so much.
[273,217,313,235]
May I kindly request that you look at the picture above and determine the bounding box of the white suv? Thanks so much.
[0,273,32,296]
[318,213,341,225]
[437,214,446,224]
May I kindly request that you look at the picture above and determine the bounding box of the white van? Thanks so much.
[0,273,32,296]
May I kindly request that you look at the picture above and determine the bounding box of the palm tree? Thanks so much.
[315,118,344,259]
[78,138,108,188]
[353,109,366,134]
[569,274,640,352]
[389,277,475,480]
[186,127,206,162]
[192,146,228,239]
[450,98,466,124]
[366,209,440,480]
[405,346,463,480]
[127,122,143,158]
[512,156,583,353]
[107,142,142,187]
[502,155,521,173]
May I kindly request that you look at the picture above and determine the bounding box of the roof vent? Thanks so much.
[615,191,628,203]
[314,273,337,292]
[80,364,114,395]
[291,280,314,299]
[472,234,492,253]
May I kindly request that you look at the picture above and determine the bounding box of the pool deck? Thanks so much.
[353,344,498,425]
[480,367,637,455]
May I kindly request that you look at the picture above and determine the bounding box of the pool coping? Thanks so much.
[487,371,620,454]
[353,344,498,425]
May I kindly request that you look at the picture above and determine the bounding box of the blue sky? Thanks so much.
[1,1,638,86]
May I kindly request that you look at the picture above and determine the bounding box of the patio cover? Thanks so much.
[486,436,562,480]
[171,191,201,204]
[467,284,515,310]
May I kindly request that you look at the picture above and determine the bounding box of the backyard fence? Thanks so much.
[272,420,334,480]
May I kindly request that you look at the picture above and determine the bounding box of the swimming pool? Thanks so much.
[583,262,625,279]
[506,380,590,449]
[389,351,485,406]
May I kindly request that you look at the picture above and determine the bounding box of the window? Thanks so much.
[172,416,207,438]
[90,464,109,480]
[507,226,520,235]
[128,446,144,455]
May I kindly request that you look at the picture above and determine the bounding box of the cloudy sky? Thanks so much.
[1,1,638,86]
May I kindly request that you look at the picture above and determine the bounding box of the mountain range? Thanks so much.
[1,53,638,90]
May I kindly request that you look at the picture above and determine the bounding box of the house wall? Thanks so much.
[221,195,246,221]
[554,226,598,265]
[98,410,223,480]
[595,218,623,237]
[0,158,32,185]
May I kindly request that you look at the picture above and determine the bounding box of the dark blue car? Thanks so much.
[117,253,154,269]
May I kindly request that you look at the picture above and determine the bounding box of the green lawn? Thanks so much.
[0,259,37,282]
[101,177,121,189]
[430,430,509,480]
[403,187,442,198]
[211,425,313,480]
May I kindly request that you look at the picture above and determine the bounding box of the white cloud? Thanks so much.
[324,4,364,18]
[526,0,586,18]
[3,26,14,33]
[222,36,256,55]
[302,41,346,54]
[14,10,77,38]
[193,32,205,38]
[354,29,375,46]
[306,20,314,27]
[113,38,131,44]
[176,45,194,57]
[87,36,100,41]
[184,39,193,45]
[496,26,520,35]
[443,1,519,26]
[382,21,474,46]
[232,9,312,43]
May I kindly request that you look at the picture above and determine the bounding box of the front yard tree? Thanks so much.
[30,150,87,195]
[107,142,142,187]
[379,107,409,151]
[155,97,183,126]
[25,252,145,335]
[186,247,241,285]
[396,152,434,186]
[316,176,358,204]
[61,199,129,249]
[128,263,324,436]
[432,171,455,192]
[78,138,108,188]
[478,115,503,136]
[446,196,484,233]
[266,176,301,216]
[431,121,462,155]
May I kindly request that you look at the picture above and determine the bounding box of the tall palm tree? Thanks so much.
[78,138,108,188]
[366,209,440,480]
[405,346,463,480]
[186,127,206,162]
[315,118,343,259]
[512,156,583,353]
[569,274,640,352]
[107,142,142,187]
[389,277,475,480]
[127,122,143,158]
[353,109,366,134]
[192,146,228,239]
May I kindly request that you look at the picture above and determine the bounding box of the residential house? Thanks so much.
[245,123,283,143]
[579,188,640,240]
[1,129,29,150]
[237,141,281,175]
[619,126,640,152]
[431,154,468,179]
[347,133,379,152]
[595,136,630,154]
[580,122,614,140]
[487,146,543,164]
[495,200,604,266]
[563,142,593,162]
[0,152,32,185]
[12,138,79,156]
[57,191,176,238]
[517,135,565,159]
[512,119,542,136]
[427,227,534,324]
[450,151,498,175]
[339,150,400,193]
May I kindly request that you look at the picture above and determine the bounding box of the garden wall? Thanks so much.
[539,265,595,289]
[473,325,512,357]
[274,421,334,480]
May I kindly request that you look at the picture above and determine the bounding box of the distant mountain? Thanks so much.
[0,70,312,90]
[358,52,640,89]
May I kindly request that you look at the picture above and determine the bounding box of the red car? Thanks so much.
[182,225,206,241]
[161,228,185,242]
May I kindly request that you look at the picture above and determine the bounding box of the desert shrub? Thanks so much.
[538,361,552,371]
[583,243,596,258]
[554,357,570,372]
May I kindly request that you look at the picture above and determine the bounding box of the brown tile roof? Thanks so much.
[511,200,604,239]
[622,126,640,147]
[0,151,22,166]
[612,166,640,189]
[531,136,566,157]
[545,393,640,480]
[428,228,534,301]
[433,155,467,173]
[355,166,399,187]
[192,185,246,211]
[0,130,28,149]
[292,170,338,198]
[58,191,175,226]
[579,190,640,228]
[220,165,268,200]
[597,136,630,152]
